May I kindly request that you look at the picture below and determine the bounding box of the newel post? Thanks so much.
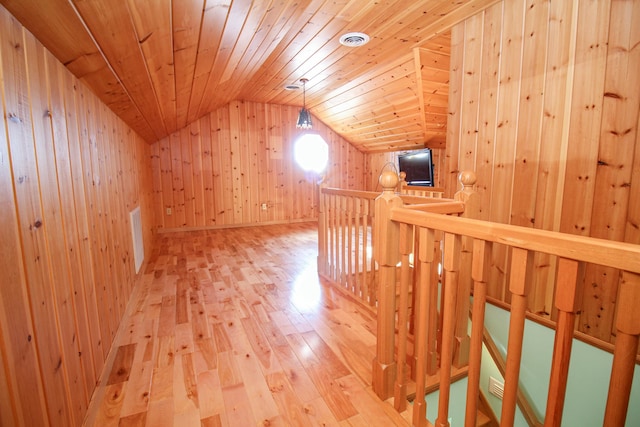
[454,170,479,217]
[372,170,403,400]
[452,171,478,367]
[397,171,407,193]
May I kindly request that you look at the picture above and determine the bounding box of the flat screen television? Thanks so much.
[398,149,434,187]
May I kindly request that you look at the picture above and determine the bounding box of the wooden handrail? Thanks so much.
[322,170,639,426]
[386,204,640,426]
[389,209,640,273]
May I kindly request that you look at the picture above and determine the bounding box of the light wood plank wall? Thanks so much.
[364,148,446,192]
[0,5,155,426]
[446,0,640,343]
[151,100,365,230]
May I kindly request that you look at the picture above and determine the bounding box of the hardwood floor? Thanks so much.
[83,222,410,426]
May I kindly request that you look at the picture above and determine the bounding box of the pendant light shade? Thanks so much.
[296,78,312,129]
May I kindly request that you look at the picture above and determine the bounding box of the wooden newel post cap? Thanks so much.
[459,170,477,189]
[379,170,399,192]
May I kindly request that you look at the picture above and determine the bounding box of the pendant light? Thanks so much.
[296,78,312,129]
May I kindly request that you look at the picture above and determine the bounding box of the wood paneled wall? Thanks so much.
[151,100,365,230]
[364,148,446,192]
[0,5,155,426]
[446,0,640,342]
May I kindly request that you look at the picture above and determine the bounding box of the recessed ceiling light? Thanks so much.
[339,32,370,47]
[284,84,301,90]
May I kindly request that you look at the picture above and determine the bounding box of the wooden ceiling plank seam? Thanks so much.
[285,2,460,108]
[239,0,351,103]
[188,0,232,124]
[243,0,440,105]
[316,80,420,120]
[231,0,333,100]
[345,123,426,139]
[197,0,255,117]
[1,0,100,69]
[232,0,313,91]
[303,44,434,107]
[0,0,159,142]
[239,0,391,98]
[310,55,417,112]
[218,0,279,84]
[126,0,177,133]
[412,0,503,46]
[70,0,167,140]
[414,46,428,142]
[172,0,205,130]
[323,97,423,125]
[255,0,437,106]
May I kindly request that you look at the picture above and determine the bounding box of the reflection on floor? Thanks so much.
[84,221,409,426]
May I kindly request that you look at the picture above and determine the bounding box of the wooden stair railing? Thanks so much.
[378,191,640,426]
[317,179,452,307]
[372,171,476,403]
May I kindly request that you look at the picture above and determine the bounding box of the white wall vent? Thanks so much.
[489,376,504,399]
[130,206,144,274]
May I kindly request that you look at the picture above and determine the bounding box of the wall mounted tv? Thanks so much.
[398,149,434,187]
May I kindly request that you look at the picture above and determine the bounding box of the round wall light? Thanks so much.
[294,133,328,174]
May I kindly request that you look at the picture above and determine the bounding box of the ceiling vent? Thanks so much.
[339,32,370,47]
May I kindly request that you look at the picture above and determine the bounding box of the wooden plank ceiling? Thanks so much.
[1,0,498,153]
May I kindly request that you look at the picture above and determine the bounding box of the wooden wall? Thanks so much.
[151,100,365,230]
[364,148,446,192]
[0,5,155,426]
[446,0,640,342]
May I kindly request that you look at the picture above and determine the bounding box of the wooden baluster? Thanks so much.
[453,171,478,368]
[338,196,347,286]
[317,182,328,275]
[428,234,442,375]
[347,196,354,293]
[394,222,413,412]
[362,199,371,305]
[464,240,492,427]
[501,247,534,426]
[354,198,362,300]
[604,271,640,425]
[368,198,377,305]
[435,233,462,427]
[329,194,336,281]
[372,171,402,399]
[413,226,435,427]
[544,258,584,427]
[407,230,419,379]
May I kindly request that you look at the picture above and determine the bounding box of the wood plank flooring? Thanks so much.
[83,222,410,426]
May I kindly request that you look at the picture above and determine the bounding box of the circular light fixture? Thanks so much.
[294,134,328,174]
[339,32,370,47]
[284,84,300,90]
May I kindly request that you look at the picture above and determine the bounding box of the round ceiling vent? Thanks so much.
[339,32,370,47]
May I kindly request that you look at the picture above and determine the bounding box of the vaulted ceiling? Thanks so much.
[1,0,498,153]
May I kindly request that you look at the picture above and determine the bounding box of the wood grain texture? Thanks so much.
[83,222,410,427]
[0,5,156,425]
[445,0,640,347]
[1,0,502,152]
[151,101,365,230]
